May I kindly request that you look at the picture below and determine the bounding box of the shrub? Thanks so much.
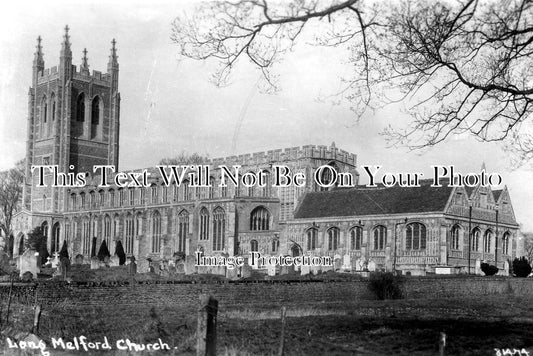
[25,226,49,264]
[59,240,69,260]
[480,263,499,276]
[368,272,404,300]
[115,241,126,266]
[512,257,532,277]
[97,240,111,261]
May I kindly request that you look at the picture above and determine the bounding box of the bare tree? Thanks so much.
[171,0,532,161]
[159,151,209,165]
[523,232,533,262]
[0,159,24,254]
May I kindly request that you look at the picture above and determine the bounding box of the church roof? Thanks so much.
[492,189,503,201]
[464,185,476,197]
[294,180,454,219]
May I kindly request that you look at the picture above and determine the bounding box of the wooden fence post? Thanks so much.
[197,295,218,356]
[6,274,14,325]
[278,306,287,356]
[32,305,41,334]
[439,331,446,356]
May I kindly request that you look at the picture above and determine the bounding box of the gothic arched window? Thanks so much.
[151,211,161,253]
[42,96,47,123]
[80,192,86,209]
[151,184,158,204]
[327,227,340,251]
[406,222,427,250]
[82,218,90,255]
[271,238,279,253]
[212,207,225,251]
[108,189,115,208]
[318,162,338,191]
[183,180,190,201]
[199,207,209,240]
[51,93,56,121]
[471,228,480,252]
[250,206,270,231]
[208,177,215,199]
[451,225,461,250]
[373,225,387,250]
[250,239,259,252]
[307,228,318,250]
[104,215,111,247]
[69,193,76,211]
[484,230,493,253]
[128,188,135,206]
[113,213,120,239]
[98,190,105,206]
[89,191,96,208]
[125,213,134,255]
[350,226,363,250]
[502,232,511,255]
[177,210,189,252]
[51,222,60,254]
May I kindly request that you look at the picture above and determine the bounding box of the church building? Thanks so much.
[12,28,519,275]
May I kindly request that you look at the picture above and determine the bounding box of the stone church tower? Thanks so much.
[23,26,120,215]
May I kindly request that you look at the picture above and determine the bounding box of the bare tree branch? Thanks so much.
[171,0,533,163]
[0,159,24,255]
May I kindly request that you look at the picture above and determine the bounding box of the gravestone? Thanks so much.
[176,262,185,274]
[354,258,363,271]
[59,257,70,279]
[90,257,100,269]
[310,266,321,275]
[109,255,120,267]
[342,254,352,271]
[241,263,253,278]
[184,256,197,275]
[226,266,240,280]
[51,252,60,269]
[128,261,137,275]
[503,260,510,276]
[74,254,84,265]
[18,250,39,278]
[475,259,482,275]
[300,265,310,276]
[367,260,377,272]
[21,271,34,281]
[168,264,177,275]
[0,251,12,274]
[334,257,342,271]
[267,264,277,276]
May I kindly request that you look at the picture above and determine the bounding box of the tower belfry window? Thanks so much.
[51,93,56,121]
[42,96,47,124]
[92,96,100,125]
[77,94,85,122]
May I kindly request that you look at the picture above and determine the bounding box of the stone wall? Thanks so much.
[3,276,533,312]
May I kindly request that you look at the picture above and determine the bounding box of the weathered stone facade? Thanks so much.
[291,181,519,274]
[12,28,519,275]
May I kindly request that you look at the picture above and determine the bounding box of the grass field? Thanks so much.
[2,295,533,355]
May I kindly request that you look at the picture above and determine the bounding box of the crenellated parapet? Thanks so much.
[72,66,112,86]
[208,144,357,167]
[37,66,112,86]
[36,66,59,84]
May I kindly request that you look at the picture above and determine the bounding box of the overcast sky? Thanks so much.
[1,0,532,231]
